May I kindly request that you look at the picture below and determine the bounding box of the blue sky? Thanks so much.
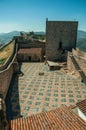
[0,0,86,33]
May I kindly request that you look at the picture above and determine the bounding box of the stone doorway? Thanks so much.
[28,56,31,61]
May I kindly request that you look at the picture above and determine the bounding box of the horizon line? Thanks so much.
[0,29,86,34]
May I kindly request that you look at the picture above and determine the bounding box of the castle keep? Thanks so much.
[46,20,78,61]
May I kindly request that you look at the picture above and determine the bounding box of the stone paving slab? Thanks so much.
[6,63,86,120]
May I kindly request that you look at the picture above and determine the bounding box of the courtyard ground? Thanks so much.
[6,62,86,120]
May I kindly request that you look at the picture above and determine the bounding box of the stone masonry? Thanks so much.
[46,20,78,61]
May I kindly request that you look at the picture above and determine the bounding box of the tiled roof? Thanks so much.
[9,106,86,130]
[18,48,42,55]
[76,99,86,116]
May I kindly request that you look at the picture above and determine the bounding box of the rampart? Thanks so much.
[72,49,86,76]
[0,40,18,99]
[0,40,19,130]
[67,49,86,84]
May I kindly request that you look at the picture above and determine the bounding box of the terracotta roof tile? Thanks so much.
[9,106,86,130]
[68,105,77,109]
[76,99,86,116]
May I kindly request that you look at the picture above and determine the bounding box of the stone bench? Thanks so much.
[47,61,61,70]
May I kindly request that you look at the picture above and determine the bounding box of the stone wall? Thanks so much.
[0,40,15,71]
[17,48,43,62]
[18,40,45,49]
[0,40,19,99]
[17,53,42,62]
[0,65,13,99]
[46,20,78,61]
[67,49,86,84]
[72,49,86,76]
[17,40,45,59]
[67,52,81,79]
[0,40,19,129]
[0,56,19,99]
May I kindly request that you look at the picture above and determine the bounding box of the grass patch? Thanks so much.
[0,58,6,65]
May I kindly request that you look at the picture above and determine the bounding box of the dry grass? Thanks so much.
[0,43,14,66]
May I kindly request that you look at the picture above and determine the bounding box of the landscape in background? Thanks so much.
[0,20,86,130]
[0,0,86,129]
[0,30,86,52]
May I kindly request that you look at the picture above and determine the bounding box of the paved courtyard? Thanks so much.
[6,63,86,120]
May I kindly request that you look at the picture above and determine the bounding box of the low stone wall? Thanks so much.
[67,52,81,78]
[18,41,45,49]
[0,41,19,130]
[67,49,86,84]
[0,40,14,50]
[72,49,86,76]
[0,56,19,99]
[17,53,42,62]
[72,48,86,57]
[0,41,18,99]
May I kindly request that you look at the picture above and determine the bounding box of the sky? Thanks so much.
[0,0,86,33]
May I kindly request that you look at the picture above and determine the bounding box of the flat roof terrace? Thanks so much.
[6,63,86,121]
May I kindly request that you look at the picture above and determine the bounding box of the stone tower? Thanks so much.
[46,20,78,61]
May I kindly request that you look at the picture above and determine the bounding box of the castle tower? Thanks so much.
[46,20,78,61]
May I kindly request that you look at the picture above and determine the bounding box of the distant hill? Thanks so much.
[0,31,20,37]
[0,30,86,52]
[77,30,86,39]
[76,38,86,52]
[34,32,45,35]
[0,31,45,45]
[0,31,20,45]
[76,30,86,52]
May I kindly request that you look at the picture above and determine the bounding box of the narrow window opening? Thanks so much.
[28,56,31,61]
[59,41,62,49]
